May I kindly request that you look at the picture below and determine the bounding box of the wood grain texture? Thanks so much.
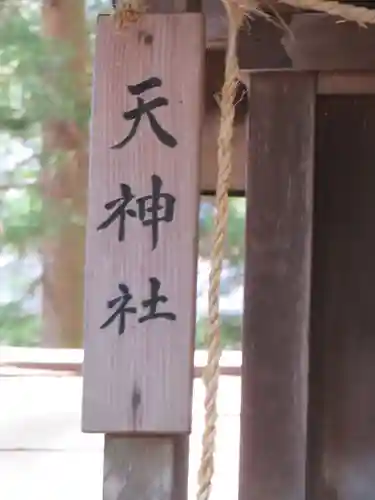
[239,13,375,73]
[103,435,188,500]
[103,436,174,500]
[238,17,292,71]
[201,49,248,193]
[307,96,375,500]
[140,0,201,12]
[242,70,375,97]
[283,13,375,71]
[317,72,375,95]
[82,14,204,434]
[200,111,246,194]
[239,72,316,500]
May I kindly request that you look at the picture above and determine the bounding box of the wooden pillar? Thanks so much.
[286,14,375,500]
[308,91,375,500]
[239,71,315,500]
[239,11,375,500]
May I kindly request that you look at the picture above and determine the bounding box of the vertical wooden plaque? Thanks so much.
[82,14,204,434]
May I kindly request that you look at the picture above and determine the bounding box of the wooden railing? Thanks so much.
[0,346,242,377]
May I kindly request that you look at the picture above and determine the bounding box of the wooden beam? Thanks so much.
[242,71,375,96]
[203,0,298,48]
[317,73,375,95]
[239,71,316,500]
[284,13,375,71]
[237,16,292,71]
[0,347,242,377]
[238,13,375,72]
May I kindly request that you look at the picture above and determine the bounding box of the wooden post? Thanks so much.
[239,71,316,500]
[285,15,375,500]
[239,11,375,500]
[307,92,375,500]
[82,10,204,500]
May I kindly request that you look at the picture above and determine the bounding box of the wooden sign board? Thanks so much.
[82,14,204,434]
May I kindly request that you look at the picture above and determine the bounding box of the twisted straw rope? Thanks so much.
[112,1,375,500]
[113,0,146,27]
[196,2,246,500]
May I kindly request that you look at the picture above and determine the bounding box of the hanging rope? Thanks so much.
[112,0,146,27]
[196,2,246,500]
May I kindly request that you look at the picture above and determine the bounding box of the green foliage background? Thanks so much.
[0,0,245,349]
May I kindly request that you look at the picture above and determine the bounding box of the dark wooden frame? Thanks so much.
[239,12,375,500]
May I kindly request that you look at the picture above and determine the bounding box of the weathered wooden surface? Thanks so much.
[82,14,203,434]
[239,72,315,500]
[103,436,188,500]
[284,13,375,71]
[108,0,295,48]
[317,73,375,95]
[104,437,174,500]
[237,17,292,71]
[201,49,247,193]
[307,96,375,500]
[201,110,246,194]
[242,70,375,97]
[239,13,375,73]
[203,0,296,47]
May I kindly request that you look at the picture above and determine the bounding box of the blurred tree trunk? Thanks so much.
[41,0,88,347]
